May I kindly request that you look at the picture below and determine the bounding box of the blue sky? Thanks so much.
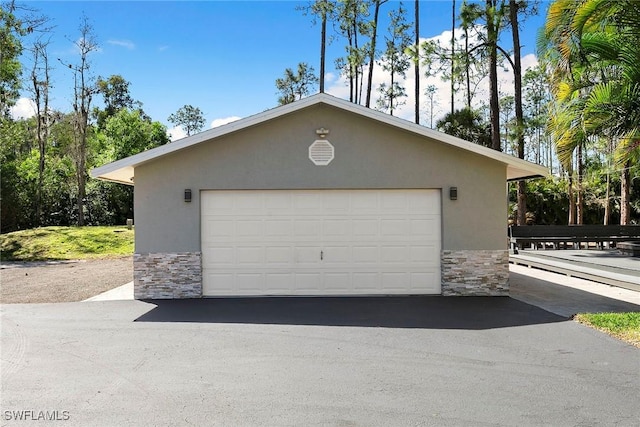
[17,1,549,138]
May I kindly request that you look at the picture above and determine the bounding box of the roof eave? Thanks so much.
[91,93,550,184]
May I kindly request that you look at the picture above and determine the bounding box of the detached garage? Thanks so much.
[92,93,547,299]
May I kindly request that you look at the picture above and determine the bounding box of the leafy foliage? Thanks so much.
[0,2,30,116]
[543,0,640,224]
[275,62,319,105]
[436,107,491,147]
[376,2,412,115]
[168,104,205,137]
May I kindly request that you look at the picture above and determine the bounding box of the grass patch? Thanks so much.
[575,312,640,348]
[0,226,134,261]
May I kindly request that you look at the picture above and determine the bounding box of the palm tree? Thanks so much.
[544,0,640,224]
[541,0,585,224]
[574,0,640,224]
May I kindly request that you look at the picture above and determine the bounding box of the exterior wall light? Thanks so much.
[184,189,192,203]
[449,187,458,200]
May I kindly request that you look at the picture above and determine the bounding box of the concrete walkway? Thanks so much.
[84,263,640,318]
[510,264,640,317]
[84,281,133,301]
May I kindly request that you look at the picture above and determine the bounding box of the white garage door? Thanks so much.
[201,189,441,296]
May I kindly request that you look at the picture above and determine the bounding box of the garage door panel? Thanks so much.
[265,246,293,264]
[203,274,234,294]
[236,220,263,238]
[322,246,350,263]
[295,246,323,264]
[236,274,263,293]
[202,190,441,296]
[295,273,322,291]
[265,220,292,237]
[381,192,409,211]
[351,193,379,211]
[380,219,408,236]
[323,219,351,237]
[203,246,234,266]
[203,219,234,238]
[323,193,350,212]
[410,272,439,292]
[353,220,378,237]
[352,273,379,291]
[235,193,263,212]
[381,272,408,290]
[408,193,440,214]
[201,194,233,212]
[264,192,292,210]
[294,193,323,210]
[324,273,351,291]
[410,219,437,236]
[380,246,408,262]
[294,219,322,237]
[236,246,263,264]
[352,246,378,263]
[265,273,294,292]
[410,245,439,263]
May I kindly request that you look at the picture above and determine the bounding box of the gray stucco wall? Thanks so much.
[134,103,507,254]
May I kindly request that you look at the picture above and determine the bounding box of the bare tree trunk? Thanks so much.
[66,17,98,226]
[487,0,500,151]
[414,0,420,123]
[568,173,575,225]
[604,165,610,225]
[576,143,583,225]
[366,1,384,107]
[30,39,51,226]
[76,131,87,226]
[510,0,526,225]
[451,0,456,115]
[390,64,395,115]
[320,2,327,93]
[349,30,354,103]
[517,181,527,225]
[32,48,43,225]
[621,160,631,225]
[352,7,360,104]
[464,25,471,109]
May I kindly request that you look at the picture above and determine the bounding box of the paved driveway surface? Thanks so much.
[1,297,639,426]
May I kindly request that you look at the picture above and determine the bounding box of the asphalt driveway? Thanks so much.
[2,297,639,426]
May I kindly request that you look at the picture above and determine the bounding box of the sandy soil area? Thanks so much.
[0,257,133,304]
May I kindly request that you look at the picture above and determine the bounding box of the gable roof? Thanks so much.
[91,93,548,185]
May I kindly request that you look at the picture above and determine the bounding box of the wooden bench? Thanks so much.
[508,225,640,254]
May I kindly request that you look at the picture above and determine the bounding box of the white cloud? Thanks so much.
[158,45,170,52]
[10,97,36,120]
[325,27,540,128]
[211,116,241,128]
[108,39,135,50]
[167,125,187,142]
[324,72,337,83]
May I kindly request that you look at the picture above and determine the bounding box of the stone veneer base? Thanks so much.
[134,252,202,299]
[441,250,509,296]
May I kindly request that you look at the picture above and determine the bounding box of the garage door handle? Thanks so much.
[320,250,323,260]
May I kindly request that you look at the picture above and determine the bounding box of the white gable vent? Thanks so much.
[309,139,335,165]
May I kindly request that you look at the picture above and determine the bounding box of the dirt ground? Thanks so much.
[0,257,133,304]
